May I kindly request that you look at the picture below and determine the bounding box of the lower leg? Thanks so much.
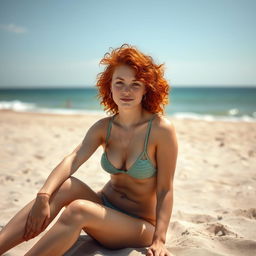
[0,200,36,255]
[25,202,86,256]
[0,193,66,255]
[0,177,102,255]
[0,188,64,254]
[25,220,82,256]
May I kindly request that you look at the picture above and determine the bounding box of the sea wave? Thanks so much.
[172,112,256,122]
[0,100,36,111]
[1,100,255,122]
[0,100,104,115]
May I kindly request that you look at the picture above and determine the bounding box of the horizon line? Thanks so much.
[1,84,256,89]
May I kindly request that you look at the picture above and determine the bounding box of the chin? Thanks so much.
[118,103,143,110]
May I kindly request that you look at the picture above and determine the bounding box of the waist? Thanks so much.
[101,181,156,219]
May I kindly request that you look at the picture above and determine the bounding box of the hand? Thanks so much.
[23,195,51,241]
[146,240,173,256]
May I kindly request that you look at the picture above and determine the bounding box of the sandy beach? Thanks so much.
[0,110,256,256]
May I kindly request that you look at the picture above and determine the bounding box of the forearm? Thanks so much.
[38,154,78,196]
[153,190,173,243]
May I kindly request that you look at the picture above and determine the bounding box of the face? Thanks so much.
[110,65,146,109]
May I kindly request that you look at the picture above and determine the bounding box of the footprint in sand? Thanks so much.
[5,175,15,182]
[22,168,30,174]
[206,223,239,237]
[181,229,190,235]
[248,150,254,157]
[178,212,216,224]
[233,208,256,219]
[215,137,225,147]
[34,154,45,160]
[219,142,225,147]
[217,215,223,220]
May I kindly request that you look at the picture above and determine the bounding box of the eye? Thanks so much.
[132,83,141,87]
[114,81,123,87]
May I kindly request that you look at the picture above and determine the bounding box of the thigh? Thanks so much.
[81,202,155,249]
[50,176,103,214]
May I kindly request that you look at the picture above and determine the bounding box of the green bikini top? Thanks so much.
[101,114,157,179]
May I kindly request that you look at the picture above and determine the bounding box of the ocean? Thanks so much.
[0,86,255,122]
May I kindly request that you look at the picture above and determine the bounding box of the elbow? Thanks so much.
[157,187,173,200]
[63,153,75,164]
[63,154,78,173]
[157,181,174,197]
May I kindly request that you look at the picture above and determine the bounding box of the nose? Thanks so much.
[122,84,131,93]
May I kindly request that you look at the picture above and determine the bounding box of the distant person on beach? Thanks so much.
[0,44,178,256]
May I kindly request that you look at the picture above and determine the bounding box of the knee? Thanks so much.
[59,199,95,226]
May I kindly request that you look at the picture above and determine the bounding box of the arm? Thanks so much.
[38,119,104,196]
[152,120,178,244]
[23,118,106,240]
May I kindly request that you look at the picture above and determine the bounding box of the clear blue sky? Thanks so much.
[0,0,255,87]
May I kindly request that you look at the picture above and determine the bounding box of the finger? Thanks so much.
[24,214,33,240]
[152,248,160,256]
[155,251,160,256]
[27,229,37,240]
[25,223,35,240]
[24,228,34,241]
[39,217,46,232]
[146,249,153,256]
[163,249,172,256]
[24,211,31,234]
[41,217,50,231]
[36,217,47,234]
[31,219,42,237]
[26,218,38,240]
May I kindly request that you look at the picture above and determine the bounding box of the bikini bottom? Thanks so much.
[101,193,141,219]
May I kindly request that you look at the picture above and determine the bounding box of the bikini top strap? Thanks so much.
[143,114,156,152]
[105,114,115,145]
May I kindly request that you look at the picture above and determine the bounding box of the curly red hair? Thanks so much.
[96,44,170,114]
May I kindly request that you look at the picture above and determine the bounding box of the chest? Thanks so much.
[103,128,157,171]
[106,124,147,153]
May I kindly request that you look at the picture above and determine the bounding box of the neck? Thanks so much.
[115,107,145,129]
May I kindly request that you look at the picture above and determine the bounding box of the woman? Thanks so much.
[0,44,178,256]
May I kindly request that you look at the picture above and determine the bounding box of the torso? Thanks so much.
[98,113,160,226]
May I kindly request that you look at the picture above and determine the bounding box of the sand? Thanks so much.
[0,110,256,256]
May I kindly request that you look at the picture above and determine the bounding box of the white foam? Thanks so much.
[0,100,104,116]
[228,108,239,115]
[171,112,256,122]
[1,100,255,122]
[0,100,36,111]
[30,107,104,116]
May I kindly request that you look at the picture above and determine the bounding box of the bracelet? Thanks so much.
[37,192,51,198]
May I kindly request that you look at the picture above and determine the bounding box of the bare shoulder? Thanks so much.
[86,115,112,142]
[153,114,177,140]
[68,115,113,167]
[89,115,110,130]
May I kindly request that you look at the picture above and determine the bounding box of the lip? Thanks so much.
[120,98,133,102]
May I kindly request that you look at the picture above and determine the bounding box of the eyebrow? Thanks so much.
[114,76,139,82]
